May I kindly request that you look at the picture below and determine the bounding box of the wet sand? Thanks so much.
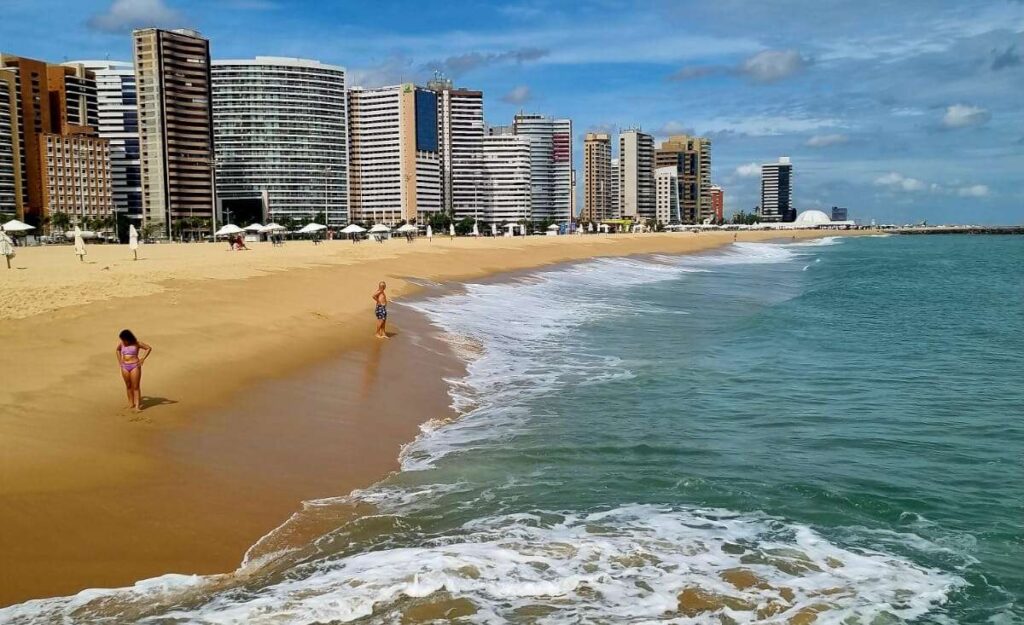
[0,231,867,605]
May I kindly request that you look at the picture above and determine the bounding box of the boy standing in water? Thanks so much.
[372,281,388,338]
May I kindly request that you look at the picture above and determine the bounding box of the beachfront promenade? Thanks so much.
[0,230,866,605]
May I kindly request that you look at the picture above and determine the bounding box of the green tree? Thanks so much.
[49,211,71,236]
[455,217,475,235]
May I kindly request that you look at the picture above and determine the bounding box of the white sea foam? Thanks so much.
[2,506,962,624]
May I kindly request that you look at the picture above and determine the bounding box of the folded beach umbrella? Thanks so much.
[1,219,34,232]
[340,224,366,234]
[426,225,433,239]
[73,226,87,261]
[491,223,497,237]
[129,224,140,260]
[472,222,479,237]
[297,222,327,234]
[0,231,14,268]
[215,224,244,237]
[449,223,456,237]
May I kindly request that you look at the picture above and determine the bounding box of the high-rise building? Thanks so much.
[609,157,620,219]
[710,185,724,224]
[73,61,141,218]
[0,55,112,226]
[760,157,793,222]
[512,113,572,224]
[656,134,712,224]
[655,166,680,225]
[582,132,612,222]
[133,28,215,238]
[427,75,484,221]
[831,206,848,221]
[347,83,441,224]
[0,69,20,220]
[619,129,655,222]
[212,57,349,227]
[480,130,531,225]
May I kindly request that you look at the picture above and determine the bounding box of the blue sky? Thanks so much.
[3,0,1023,224]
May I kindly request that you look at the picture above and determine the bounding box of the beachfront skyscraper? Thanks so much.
[619,129,655,222]
[655,166,680,225]
[760,157,794,223]
[73,61,141,219]
[0,55,112,226]
[710,185,724,223]
[133,28,215,238]
[480,130,531,225]
[212,57,349,227]
[583,132,613,222]
[347,84,441,225]
[609,157,620,219]
[656,135,712,224]
[427,75,484,221]
[512,113,573,224]
[0,70,18,220]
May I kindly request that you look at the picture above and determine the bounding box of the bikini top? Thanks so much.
[121,345,139,357]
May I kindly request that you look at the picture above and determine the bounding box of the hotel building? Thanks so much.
[427,76,484,221]
[710,185,724,223]
[760,157,794,222]
[609,157,620,219]
[0,70,19,220]
[656,135,712,224]
[212,57,349,226]
[347,83,441,225]
[582,132,613,222]
[72,61,142,218]
[480,130,531,225]
[655,166,680,225]
[511,113,572,224]
[619,129,655,222]
[133,28,215,238]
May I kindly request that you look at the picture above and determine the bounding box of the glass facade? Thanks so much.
[415,89,438,153]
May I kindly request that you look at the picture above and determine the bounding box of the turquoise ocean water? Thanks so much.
[4,235,1022,623]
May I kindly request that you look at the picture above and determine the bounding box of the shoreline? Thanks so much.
[0,230,869,606]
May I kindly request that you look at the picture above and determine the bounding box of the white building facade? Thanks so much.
[212,57,349,226]
[655,166,680,225]
[619,130,655,222]
[512,113,573,224]
[429,78,484,221]
[480,131,531,225]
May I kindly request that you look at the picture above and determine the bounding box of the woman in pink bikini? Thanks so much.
[116,329,152,411]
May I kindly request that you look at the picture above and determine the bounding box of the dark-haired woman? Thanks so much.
[116,329,152,411]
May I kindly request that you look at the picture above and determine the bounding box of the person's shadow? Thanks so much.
[139,396,178,410]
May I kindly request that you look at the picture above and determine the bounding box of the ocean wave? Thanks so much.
[2,505,962,624]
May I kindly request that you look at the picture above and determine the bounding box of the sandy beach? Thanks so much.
[0,230,866,606]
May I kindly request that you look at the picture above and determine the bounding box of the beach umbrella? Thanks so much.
[426,225,433,240]
[215,224,244,237]
[396,224,418,233]
[73,226,87,262]
[1,219,34,232]
[472,222,479,237]
[449,223,455,237]
[259,223,285,233]
[491,223,497,237]
[0,231,14,269]
[341,224,366,234]
[244,223,264,232]
[129,224,140,260]
[369,224,391,233]
[297,222,327,234]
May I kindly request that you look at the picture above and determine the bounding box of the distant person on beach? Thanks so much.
[116,329,151,411]
[372,281,388,338]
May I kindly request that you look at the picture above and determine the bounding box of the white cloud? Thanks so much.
[699,115,839,137]
[501,85,532,105]
[942,104,991,129]
[739,49,808,82]
[805,133,849,148]
[958,184,990,197]
[875,172,927,192]
[87,0,184,33]
[735,163,761,177]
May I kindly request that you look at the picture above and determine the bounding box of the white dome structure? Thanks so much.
[794,210,832,227]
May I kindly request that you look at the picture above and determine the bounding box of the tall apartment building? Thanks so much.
[656,134,712,224]
[710,185,724,223]
[427,76,484,221]
[655,166,680,225]
[133,28,215,238]
[0,70,19,219]
[512,113,572,224]
[73,61,142,217]
[212,57,349,227]
[619,129,655,222]
[348,83,441,225]
[582,132,612,222]
[0,55,112,226]
[760,157,793,222]
[609,157,620,219]
[480,130,531,225]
